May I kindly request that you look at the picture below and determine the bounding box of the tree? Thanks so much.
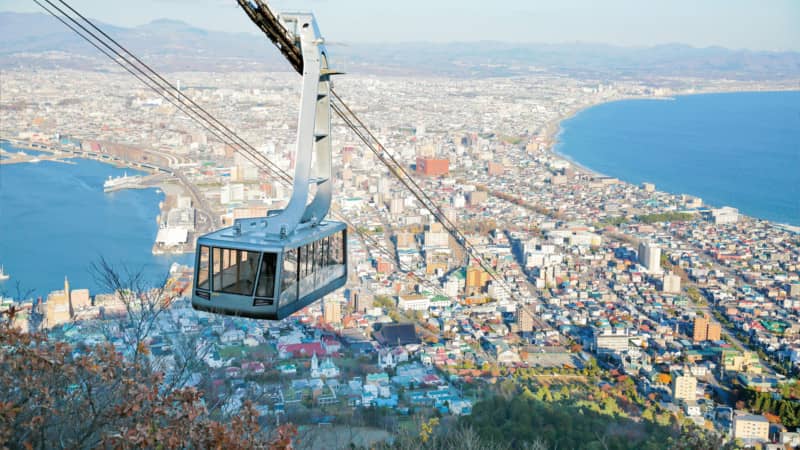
[0,306,267,449]
[656,373,672,385]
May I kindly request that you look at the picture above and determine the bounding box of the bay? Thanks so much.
[0,143,192,299]
[555,91,800,226]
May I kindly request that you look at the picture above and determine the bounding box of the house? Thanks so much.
[365,372,390,386]
[277,363,297,375]
[378,349,397,369]
[221,329,245,344]
[242,361,265,374]
[323,337,342,354]
[279,341,326,359]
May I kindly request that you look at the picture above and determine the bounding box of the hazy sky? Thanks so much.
[2,0,799,51]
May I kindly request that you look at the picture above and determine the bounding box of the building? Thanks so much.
[593,328,634,355]
[350,289,372,313]
[671,370,697,403]
[465,266,490,290]
[707,322,721,341]
[517,305,535,333]
[467,190,487,206]
[44,277,76,329]
[693,315,709,342]
[487,162,504,176]
[693,314,721,342]
[424,223,449,249]
[310,352,340,379]
[733,414,769,442]
[395,232,416,250]
[415,157,449,177]
[323,300,341,324]
[711,206,739,225]
[397,294,430,311]
[642,182,655,192]
[662,272,681,294]
[638,241,662,274]
[373,323,420,346]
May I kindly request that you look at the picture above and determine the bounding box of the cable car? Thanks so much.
[192,12,346,320]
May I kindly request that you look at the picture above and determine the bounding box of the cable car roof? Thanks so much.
[198,219,346,251]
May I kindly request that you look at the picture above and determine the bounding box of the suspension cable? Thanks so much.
[34,0,450,300]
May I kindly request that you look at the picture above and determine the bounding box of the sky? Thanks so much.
[2,0,799,51]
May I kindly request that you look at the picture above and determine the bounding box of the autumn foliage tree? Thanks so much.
[0,306,278,449]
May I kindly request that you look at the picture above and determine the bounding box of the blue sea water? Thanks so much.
[555,91,800,226]
[0,145,192,298]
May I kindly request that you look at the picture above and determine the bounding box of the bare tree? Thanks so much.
[90,257,172,369]
[0,306,267,449]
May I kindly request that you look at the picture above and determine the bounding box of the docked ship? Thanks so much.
[0,266,9,281]
[103,172,142,192]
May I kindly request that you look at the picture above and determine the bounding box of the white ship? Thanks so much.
[103,172,143,192]
[0,266,9,281]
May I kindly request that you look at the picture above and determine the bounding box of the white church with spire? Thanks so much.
[310,352,340,379]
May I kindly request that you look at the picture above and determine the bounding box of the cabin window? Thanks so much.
[281,248,298,305]
[256,252,277,298]
[298,243,314,299]
[330,230,346,266]
[212,248,258,296]
[197,245,210,290]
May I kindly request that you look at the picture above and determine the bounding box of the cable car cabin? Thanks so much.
[192,220,347,320]
[193,11,345,320]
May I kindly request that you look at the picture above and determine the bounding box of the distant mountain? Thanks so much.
[0,12,290,72]
[2,12,799,80]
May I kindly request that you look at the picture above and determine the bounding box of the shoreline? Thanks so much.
[536,87,800,228]
[0,138,202,254]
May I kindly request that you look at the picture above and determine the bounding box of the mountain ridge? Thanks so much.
[2,12,798,79]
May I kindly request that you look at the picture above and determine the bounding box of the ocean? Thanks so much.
[555,91,800,226]
[0,145,192,299]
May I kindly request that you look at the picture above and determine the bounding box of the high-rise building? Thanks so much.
[45,277,72,329]
[350,289,372,313]
[693,314,721,342]
[671,370,697,402]
[323,300,341,324]
[706,322,722,341]
[638,241,662,274]
[693,315,709,342]
[517,305,535,333]
[415,157,449,177]
[662,272,681,293]
[466,266,490,290]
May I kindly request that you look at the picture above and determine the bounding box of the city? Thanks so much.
[1,2,799,449]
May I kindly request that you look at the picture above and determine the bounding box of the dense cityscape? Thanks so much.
[1,0,800,445]
[2,64,799,448]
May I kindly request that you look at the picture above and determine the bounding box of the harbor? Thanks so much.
[0,138,216,257]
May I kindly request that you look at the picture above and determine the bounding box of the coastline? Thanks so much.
[0,138,201,254]
[537,88,800,228]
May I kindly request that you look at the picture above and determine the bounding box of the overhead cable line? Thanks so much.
[34,0,450,299]
[239,0,520,302]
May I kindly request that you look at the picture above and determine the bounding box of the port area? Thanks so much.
[1,138,215,255]
[103,173,169,193]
